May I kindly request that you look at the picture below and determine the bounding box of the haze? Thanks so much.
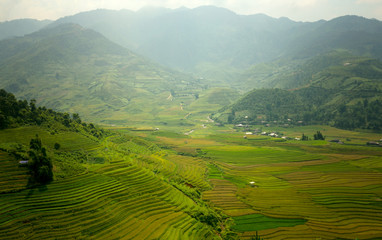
[1,0,382,22]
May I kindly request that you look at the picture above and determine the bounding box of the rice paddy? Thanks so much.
[147,124,382,239]
[232,214,307,232]
[0,161,215,240]
[1,122,382,239]
[0,152,29,193]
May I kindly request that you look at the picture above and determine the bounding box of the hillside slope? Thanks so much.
[0,23,202,125]
[0,19,52,40]
[0,89,225,239]
[241,50,382,89]
[213,52,382,130]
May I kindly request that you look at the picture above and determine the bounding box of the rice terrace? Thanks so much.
[1,2,382,240]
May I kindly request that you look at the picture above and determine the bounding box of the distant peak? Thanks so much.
[192,5,237,15]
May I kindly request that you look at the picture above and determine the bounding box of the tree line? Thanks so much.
[214,87,382,131]
[0,89,105,138]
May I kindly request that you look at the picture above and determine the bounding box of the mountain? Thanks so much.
[213,51,382,130]
[282,15,382,60]
[0,23,202,125]
[50,7,300,75]
[0,19,52,40]
[240,50,376,89]
[50,7,382,84]
[1,7,381,128]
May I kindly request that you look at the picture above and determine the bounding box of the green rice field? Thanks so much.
[232,214,307,232]
[1,122,382,239]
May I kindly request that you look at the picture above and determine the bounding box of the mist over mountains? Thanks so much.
[1,6,382,240]
[0,6,381,128]
[50,6,382,75]
[0,23,201,124]
[0,19,52,40]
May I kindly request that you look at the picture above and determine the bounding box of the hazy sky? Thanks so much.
[1,0,382,22]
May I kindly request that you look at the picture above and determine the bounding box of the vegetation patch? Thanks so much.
[232,214,307,232]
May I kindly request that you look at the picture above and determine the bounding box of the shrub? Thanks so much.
[54,143,61,150]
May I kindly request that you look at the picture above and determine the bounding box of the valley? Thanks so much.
[1,5,382,240]
[1,112,381,239]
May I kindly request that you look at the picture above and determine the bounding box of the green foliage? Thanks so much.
[301,133,309,141]
[54,142,60,150]
[314,131,325,140]
[214,53,382,131]
[52,151,87,179]
[0,89,105,139]
[0,142,28,160]
[27,135,53,184]
[190,208,222,228]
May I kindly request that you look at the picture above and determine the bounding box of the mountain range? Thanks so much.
[0,6,381,129]
[50,6,382,82]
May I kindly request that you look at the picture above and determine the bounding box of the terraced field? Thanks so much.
[165,154,210,189]
[0,126,100,151]
[0,162,215,239]
[210,143,382,239]
[142,125,382,239]
[203,178,256,217]
[0,152,29,193]
[2,121,382,239]
[0,126,221,239]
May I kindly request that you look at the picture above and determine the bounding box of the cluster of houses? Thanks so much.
[241,128,285,139]
[236,122,382,145]
[235,118,304,128]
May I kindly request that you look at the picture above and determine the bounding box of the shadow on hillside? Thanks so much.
[25,182,48,199]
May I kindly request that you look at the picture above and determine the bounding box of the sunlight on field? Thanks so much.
[173,124,382,239]
[1,122,381,239]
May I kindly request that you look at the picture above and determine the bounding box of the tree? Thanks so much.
[72,113,81,124]
[0,112,7,129]
[251,231,264,240]
[301,133,309,141]
[28,135,53,184]
[313,131,325,140]
[54,143,61,150]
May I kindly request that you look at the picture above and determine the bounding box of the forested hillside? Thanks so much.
[240,50,382,89]
[213,52,382,130]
